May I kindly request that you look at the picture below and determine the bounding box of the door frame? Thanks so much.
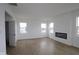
[5,11,16,47]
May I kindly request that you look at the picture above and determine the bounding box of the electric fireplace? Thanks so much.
[55,32,67,39]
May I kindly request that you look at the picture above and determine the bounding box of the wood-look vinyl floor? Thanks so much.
[7,38,79,55]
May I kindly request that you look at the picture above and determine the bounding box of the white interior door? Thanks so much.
[9,21,16,46]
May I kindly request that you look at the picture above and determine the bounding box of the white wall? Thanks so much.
[48,13,72,45]
[48,9,79,48]
[4,4,79,49]
[70,9,79,48]
[16,17,48,40]
[0,4,6,55]
[15,7,79,48]
[10,4,79,48]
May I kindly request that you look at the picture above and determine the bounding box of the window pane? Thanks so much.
[49,22,54,33]
[49,23,54,28]
[76,17,79,35]
[41,23,46,28]
[41,23,47,33]
[77,28,79,34]
[19,22,27,33]
[20,23,27,27]
[76,17,79,26]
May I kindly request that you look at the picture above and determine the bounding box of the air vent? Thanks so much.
[8,3,17,6]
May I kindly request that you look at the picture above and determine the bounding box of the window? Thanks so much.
[41,23,47,33]
[49,23,54,33]
[19,22,27,34]
[76,17,79,35]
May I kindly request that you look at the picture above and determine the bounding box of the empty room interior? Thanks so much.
[1,3,79,55]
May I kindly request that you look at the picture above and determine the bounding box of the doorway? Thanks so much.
[5,11,16,54]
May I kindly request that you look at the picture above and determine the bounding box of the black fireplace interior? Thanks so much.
[55,32,67,39]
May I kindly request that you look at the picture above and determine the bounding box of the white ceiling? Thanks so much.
[11,3,79,18]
